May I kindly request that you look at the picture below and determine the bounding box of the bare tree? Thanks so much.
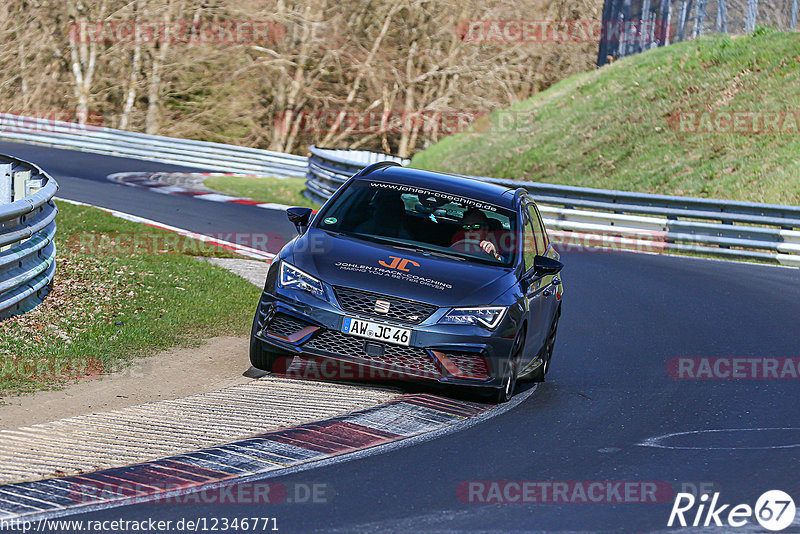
[119,1,142,130]
[67,0,108,124]
[0,0,603,156]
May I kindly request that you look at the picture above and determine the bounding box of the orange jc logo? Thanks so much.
[378,256,420,272]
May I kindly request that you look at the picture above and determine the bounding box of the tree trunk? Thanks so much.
[744,0,758,33]
[677,0,688,41]
[120,0,141,131]
[693,0,707,38]
[120,44,141,130]
[146,12,171,135]
[716,0,728,33]
[396,41,418,158]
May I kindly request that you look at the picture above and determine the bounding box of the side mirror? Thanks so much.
[287,207,313,234]
[533,255,563,277]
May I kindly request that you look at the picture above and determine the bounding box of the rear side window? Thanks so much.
[534,205,550,251]
[527,204,547,254]
[522,210,537,272]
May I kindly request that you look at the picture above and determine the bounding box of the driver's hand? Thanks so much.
[480,240,497,256]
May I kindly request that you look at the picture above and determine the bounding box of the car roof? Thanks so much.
[354,163,522,210]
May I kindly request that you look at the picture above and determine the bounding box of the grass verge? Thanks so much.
[0,201,262,396]
[204,175,319,209]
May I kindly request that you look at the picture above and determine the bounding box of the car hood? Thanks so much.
[286,229,515,307]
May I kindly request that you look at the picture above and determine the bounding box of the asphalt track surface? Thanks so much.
[0,140,298,249]
[2,140,800,532]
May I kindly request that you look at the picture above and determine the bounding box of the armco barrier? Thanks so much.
[305,146,409,203]
[0,154,58,318]
[306,147,800,267]
[0,113,306,178]
[1,112,797,266]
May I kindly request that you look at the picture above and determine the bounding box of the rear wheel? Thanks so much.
[249,311,277,372]
[493,331,524,403]
[531,308,560,382]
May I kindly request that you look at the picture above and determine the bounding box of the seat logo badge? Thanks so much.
[379,256,420,272]
[375,300,391,314]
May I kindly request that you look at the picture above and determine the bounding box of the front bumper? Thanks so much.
[252,287,516,390]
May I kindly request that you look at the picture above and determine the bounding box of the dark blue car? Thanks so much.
[250,163,563,402]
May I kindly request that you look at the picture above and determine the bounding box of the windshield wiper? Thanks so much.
[410,248,465,261]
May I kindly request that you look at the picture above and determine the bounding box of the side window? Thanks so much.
[527,204,547,254]
[535,206,550,251]
[522,208,537,272]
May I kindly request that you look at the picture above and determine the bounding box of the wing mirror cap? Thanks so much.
[287,207,313,234]
[533,255,564,277]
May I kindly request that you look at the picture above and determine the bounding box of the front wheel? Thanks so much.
[249,311,277,372]
[493,332,524,403]
[531,308,560,382]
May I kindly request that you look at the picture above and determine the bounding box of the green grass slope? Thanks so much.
[412,30,800,205]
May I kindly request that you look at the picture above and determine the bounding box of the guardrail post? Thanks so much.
[26,178,44,197]
[0,164,14,252]
[0,164,11,205]
[13,171,30,202]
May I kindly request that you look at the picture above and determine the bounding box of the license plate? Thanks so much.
[341,317,411,346]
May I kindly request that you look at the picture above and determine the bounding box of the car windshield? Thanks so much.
[316,180,517,267]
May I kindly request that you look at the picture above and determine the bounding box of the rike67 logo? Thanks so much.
[669,490,796,531]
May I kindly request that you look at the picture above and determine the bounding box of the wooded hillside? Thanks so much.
[0,0,600,156]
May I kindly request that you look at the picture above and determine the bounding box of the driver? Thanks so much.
[450,208,500,259]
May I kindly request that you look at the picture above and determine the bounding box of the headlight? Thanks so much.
[279,261,324,298]
[439,306,507,329]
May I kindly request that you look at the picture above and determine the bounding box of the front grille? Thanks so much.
[266,313,309,337]
[333,286,437,325]
[304,329,440,378]
[446,352,490,379]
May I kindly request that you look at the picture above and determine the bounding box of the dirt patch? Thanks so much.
[0,336,253,430]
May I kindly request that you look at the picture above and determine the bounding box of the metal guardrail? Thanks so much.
[0,113,307,178]
[306,147,800,267]
[305,146,409,203]
[0,154,58,318]
[2,115,797,266]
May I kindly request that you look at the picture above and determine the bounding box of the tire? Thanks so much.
[493,331,524,403]
[531,307,560,383]
[249,310,277,372]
